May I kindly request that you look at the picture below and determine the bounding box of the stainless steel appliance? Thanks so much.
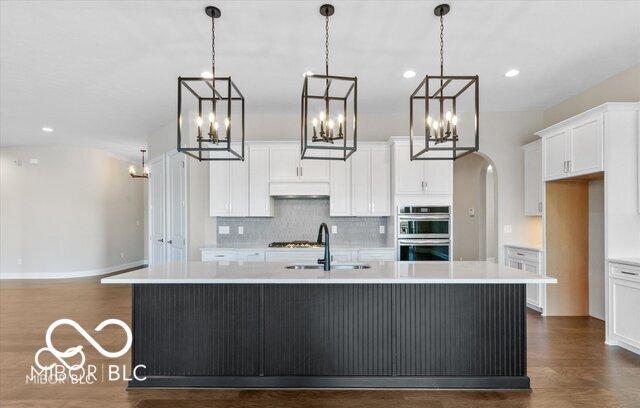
[397,206,451,261]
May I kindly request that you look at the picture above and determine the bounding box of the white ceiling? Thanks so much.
[1,0,639,159]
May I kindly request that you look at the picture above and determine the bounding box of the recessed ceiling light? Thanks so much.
[42,127,53,132]
[403,70,416,79]
[303,71,314,77]
[505,69,520,78]
[201,71,213,78]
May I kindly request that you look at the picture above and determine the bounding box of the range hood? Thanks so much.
[269,182,330,197]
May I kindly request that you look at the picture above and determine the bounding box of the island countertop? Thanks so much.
[101,260,557,285]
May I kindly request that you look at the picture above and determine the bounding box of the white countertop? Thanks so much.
[102,261,557,285]
[609,258,640,267]
[504,244,543,252]
[200,246,395,251]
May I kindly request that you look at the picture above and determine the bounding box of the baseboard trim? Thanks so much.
[0,260,147,280]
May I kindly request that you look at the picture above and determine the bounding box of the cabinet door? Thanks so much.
[370,146,391,215]
[330,150,351,216]
[330,250,353,263]
[424,152,453,195]
[209,161,230,216]
[239,250,266,262]
[611,278,640,349]
[544,129,568,180]
[300,159,330,181]
[523,261,540,308]
[249,146,273,216]
[508,258,521,270]
[569,115,602,176]
[269,145,299,181]
[351,148,372,215]
[524,142,543,216]
[229,144,249,216]
[393,144,424,195]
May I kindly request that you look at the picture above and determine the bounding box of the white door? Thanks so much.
[269,145,299,181]
[370,146,390,215]
[569,115,602,176]
[351,147,372,215]
[394,144,424,195]
[544,129,568,180]
[523,261,540,307]
[209,160,230,216]
[249,146,272,216]
[330,150,351,216]
[229,144,249,216]
[149,155,166,266]
[300,159,330,181]
[524,143,543,216]
[166,152,187,262]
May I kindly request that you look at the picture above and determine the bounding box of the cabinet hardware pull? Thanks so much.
[300,166,303,177]
[157,238,164,243]
[568,160,571,172]
[296,166,298,177]
[620,271,638,276]
[215,255,225,257]
[167,240,173,244]
[516,252,524,256]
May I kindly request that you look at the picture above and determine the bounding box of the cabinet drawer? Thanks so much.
[506,247,540,263]
[266,250,323,263]
[610,262,640,282]
[202,250,238,262]
[358,249,396,262]
[238,250,266,262]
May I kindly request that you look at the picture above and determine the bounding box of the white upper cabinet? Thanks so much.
[523,139,543,216]
[249,145,273,217]
[329,150,351,216]
[300,158,330,181]
[539,111,603,181]
[269,145,299,181]
[210,145,249,217]
[351,144,391,216]
[392,142,453,196]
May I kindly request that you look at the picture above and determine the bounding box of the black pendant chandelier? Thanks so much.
[301,4,357,161]
[129,149,149,179]
[409,4,479,161]
[177,6,245,161]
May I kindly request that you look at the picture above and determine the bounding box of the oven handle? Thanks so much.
[398,214,450,220]
[398,239,451,245]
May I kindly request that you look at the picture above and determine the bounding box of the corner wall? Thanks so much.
[0,146,145,278]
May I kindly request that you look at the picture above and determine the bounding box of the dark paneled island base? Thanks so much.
[130,284,528,389]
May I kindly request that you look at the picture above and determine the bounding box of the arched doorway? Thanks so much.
[452,152,498,261]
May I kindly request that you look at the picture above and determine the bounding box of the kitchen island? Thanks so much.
[102,261,556,389]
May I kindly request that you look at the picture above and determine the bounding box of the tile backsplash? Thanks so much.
[216,198,392,247]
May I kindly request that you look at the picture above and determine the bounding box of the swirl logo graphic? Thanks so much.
[34,319,132,371]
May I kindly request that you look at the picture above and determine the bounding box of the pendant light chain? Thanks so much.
[325,14,329,76]
[211,14,216,81]
[439,14,444,77]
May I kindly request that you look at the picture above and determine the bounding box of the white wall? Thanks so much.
[588,179,605,320]
[485,165,497,262]
[0,146,145,278]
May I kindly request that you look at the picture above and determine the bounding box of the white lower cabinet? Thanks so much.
[505,246,543,311]
[608,261,640,354]
[330,250,358,263]
[201,249,238,262]
[238,250,266,262]
[265,250,323,264]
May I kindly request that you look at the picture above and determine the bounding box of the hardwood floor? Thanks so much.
[1,277,639,407]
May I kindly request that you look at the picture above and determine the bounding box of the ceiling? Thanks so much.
[2,0,639,159]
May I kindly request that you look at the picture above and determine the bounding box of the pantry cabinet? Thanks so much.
[523,140,543,216]
[539,112,603,181]
[392,142,453,196]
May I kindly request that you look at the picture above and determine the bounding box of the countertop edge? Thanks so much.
[608,258,640,268]
[102,278,558,285]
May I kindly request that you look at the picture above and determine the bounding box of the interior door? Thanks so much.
[351,147,372,215]
[569,115,602,176]
[370,146,390,215]
[544,129,568,180]
[149,155,166,266]
[269,145,299,181]
[167,152,187,262]
[394,144,424,195]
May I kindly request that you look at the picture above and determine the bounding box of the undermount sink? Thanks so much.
[285,264,371,270]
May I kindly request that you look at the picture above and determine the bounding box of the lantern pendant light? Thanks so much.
[129,149,149,179]
[301,4,357,161]
[177,6,245,161]
[409,4,479,161]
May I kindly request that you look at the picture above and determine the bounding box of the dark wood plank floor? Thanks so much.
[1,277,639,407]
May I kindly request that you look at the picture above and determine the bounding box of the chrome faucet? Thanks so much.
[316,223,331,271]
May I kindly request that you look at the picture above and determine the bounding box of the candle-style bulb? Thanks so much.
[312,118,318,127]
[328,119,334,129]
[445,111,452,121]
[196,116,203,127]
[426,115,432,126]
[337,114,344,124]
[209,112,215,123]
[319,111,326,121]
[224,118,230,129]
[452,115,458,126]
[129,165,135,175]
[143,166,149,175]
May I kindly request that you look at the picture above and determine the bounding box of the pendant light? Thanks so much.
[301,4,357,161]
[177,6,245,161]
[409,4,479,161]
[129,149,149,179]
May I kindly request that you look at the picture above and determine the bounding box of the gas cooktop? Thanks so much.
[268,241,324,248]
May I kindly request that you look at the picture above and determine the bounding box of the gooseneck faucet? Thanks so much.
[316,223,331,271]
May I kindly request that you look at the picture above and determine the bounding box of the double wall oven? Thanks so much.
[397,206,451,261]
